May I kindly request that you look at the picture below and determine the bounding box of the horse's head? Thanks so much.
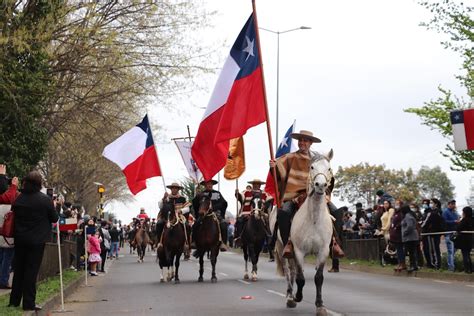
[198,195,212,215]
[308,149,334,197]
[250,197,265,220]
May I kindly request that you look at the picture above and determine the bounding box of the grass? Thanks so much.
[0,269,82,316]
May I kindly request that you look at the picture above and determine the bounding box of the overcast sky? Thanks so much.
[106,0,473,223]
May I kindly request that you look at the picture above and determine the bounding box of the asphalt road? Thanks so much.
[56,246,474,315]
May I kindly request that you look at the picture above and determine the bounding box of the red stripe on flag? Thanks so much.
[59,224,77,232]
[464,109,474,150]
[123,146,161,195]
[192,68,266,181]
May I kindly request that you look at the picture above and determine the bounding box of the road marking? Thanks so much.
[433,280,451,284]
[413,277,421,280]
[326,309,344,316]
[219,272,228,277]
[466,285,474,288]
[266,290,285,297]
[238,279,251,285]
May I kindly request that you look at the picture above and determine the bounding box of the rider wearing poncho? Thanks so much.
[234,179,268,245]
[156,182,189,251]
[270,130,326,258]
[192,179,229,251]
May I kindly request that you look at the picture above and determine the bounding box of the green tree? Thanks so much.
[416,165,455,202]
[0,0,57,176]
[405,1,473,171]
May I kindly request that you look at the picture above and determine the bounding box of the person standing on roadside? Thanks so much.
[9,171,58,311]
[0,164,19,289]
[442,200,459,272]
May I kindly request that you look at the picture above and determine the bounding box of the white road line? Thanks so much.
[266,290,285,297]
[466,285,474,288]
[219,272,229,277]
[326,309,344,316]
[238,279,251,285]
[413,277,421,280]
[433,280,451,284]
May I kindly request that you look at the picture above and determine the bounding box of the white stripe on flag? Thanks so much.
[452,123,468,151]
[202,55,241,121]
[102,127,148,169]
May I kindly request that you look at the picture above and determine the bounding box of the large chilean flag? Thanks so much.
[450,109,474,151]
[103,115,162,195]
[192,14,266,181]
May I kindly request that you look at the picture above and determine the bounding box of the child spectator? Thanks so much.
[88,230,102,276]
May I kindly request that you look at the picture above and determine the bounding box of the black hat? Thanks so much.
[200,179,218,186]
[355,202,363,208]
[448,199,456,204]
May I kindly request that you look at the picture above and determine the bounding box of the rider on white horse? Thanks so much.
[269,130,334,259]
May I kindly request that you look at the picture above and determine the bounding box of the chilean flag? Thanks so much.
[265,121,297,200]
[102,115,162,195]
[192,14,266,181]
[450,109,474,151]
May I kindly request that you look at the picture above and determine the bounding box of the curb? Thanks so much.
[24,274,84,316]
[339,262,474,283]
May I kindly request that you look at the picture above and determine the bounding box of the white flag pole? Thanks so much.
[84,229,88,286]
[55,222,65,311]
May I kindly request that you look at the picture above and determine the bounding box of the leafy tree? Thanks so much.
[180,177,198,203]
[416,165,455,202]
[334,163,453,205]
[0,0,57,176]
[405,1,473,171]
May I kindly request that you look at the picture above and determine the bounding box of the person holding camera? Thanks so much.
[8,171,59,311]
[0,164,19,290]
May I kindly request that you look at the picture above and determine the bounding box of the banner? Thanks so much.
[224,137,245,180]
[175,140,202,182]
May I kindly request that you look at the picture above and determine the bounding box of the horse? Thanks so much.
[193,195,221,283]
[128,228,137,254]
[269,149,334,316]
[133,221,151,263]
[157,203,187,283]
[241,197,269,281]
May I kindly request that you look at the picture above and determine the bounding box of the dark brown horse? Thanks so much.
[241,197,269,281]
[157,203,186,283]
[193,195,220,283]
[134,221,150,263]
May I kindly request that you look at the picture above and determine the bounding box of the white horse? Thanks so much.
[269,149,334,316]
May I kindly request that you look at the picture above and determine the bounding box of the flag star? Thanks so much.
[243,36,255,62]
[280,137,289,148]
[454,114,460,121]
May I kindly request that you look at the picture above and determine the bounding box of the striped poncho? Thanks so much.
[274,150,322,202]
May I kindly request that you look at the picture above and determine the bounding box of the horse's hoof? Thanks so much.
[243,274,249,280]
[295,292,303,302]
[160,278,164,283]
[211,277,217,283]
[316,306,328,316]
[174,279,180,284]
[198,277,203,282]
[286,299,297,308]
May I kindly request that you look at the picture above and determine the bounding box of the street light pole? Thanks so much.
[260,26,311,150]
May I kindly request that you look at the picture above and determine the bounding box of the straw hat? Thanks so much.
[200,179,218,185]
[290,130,321,143]
[166,182,183,190]
[247,179,266,185]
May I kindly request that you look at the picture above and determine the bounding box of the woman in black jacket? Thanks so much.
[8,171,58,311]
[454,207,473,274]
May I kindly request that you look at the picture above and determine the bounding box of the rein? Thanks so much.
[308,156,333,197]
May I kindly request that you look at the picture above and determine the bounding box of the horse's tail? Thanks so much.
[274,244,285,277]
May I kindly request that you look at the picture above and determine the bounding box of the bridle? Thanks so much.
[308,156,333,197]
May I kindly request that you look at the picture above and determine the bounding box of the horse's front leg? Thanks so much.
[294,248,305,303]
[243,245,249,280]
[315,263,327,316]
[174,253,181,284]
[198,254,204,282]
[210,248,218,283]
[248,243,258,281]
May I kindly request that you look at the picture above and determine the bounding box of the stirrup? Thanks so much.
[282,241,294,259]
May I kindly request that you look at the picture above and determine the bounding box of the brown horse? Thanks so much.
[241,197,269,281]
[157,203,187,283]
[133,221,150,263]
[193,195,220,283]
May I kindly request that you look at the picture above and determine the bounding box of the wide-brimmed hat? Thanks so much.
[290,130,321,143]
[248,179,266,185]
[166,182,183,190]
[200,179,218,185]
